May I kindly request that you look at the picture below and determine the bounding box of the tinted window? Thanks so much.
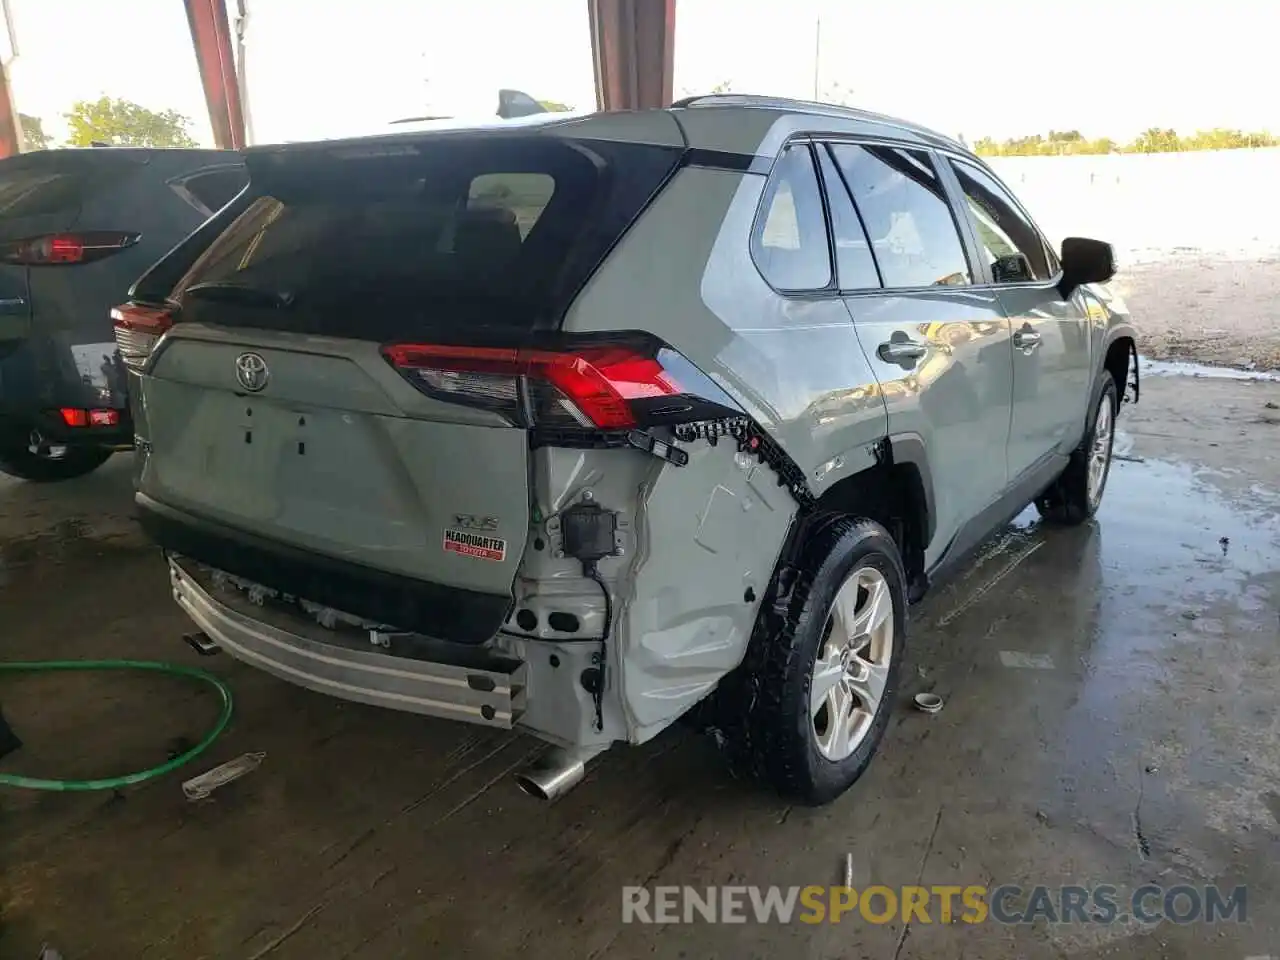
[752,144,831,291]
[171,137,681,338]
[0,161,139,220]
[179,167,248,215]
[829,144,970,289]
[949,160,1051,282]
[468,172,555,238]
[816,145,881,290]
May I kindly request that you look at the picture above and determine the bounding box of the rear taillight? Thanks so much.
[0,231,140,266]
[112,302,175,371]
[382,339,735,432]
[56,407,120,428]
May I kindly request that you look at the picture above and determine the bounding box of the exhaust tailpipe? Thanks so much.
[514,747,593,801]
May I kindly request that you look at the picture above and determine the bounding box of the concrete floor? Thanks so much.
[2,373,1278,959]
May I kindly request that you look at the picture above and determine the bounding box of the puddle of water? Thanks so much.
[1140,356,1280,382]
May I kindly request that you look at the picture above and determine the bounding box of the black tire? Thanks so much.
[716,517,907,805]
[0,444,113,482]
[1035,373,1118,526]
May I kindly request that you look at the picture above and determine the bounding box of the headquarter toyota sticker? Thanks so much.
[443,528,507,562]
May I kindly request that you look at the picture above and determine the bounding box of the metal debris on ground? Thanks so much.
[182,752,267,801]
[913,693,944,714]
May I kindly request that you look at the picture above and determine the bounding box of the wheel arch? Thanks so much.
[1102,329,1139,405]
[806,435,934,595]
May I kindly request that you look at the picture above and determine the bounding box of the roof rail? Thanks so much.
[670,94,963,152]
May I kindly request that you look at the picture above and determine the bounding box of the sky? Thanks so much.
[5,0,1280,148]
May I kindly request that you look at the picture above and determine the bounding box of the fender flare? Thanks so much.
[885,433,937,548]
[1102,323,1140,404]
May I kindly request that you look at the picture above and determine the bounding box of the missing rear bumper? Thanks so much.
[169,558,527,728]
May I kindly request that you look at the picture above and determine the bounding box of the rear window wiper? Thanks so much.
[182,281,295,309]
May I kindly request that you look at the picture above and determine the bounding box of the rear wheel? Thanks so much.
[717,518,907,805]
[1036,373,1118,525]
[0,434,113,482]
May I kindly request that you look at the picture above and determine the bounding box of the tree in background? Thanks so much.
[19,114,52,151]
[63,97,197,148]
[536,100,574,112]
[974,126,1277,157]
[1128,128,1181,154]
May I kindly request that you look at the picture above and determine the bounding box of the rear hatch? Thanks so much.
[0,151,145,348]
[131,130,685,641]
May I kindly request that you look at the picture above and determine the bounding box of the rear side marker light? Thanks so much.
[382,343,686,430]
[111,302,175,371]
[0,231,140,266]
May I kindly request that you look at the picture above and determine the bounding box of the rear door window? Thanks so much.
[815,144,881,290]
[171,136,673,338]
[829,143,971,289]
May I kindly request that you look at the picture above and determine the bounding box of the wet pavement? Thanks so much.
[2,373,1278,959]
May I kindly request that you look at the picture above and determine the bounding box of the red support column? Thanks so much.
[184,0,245,149]
[587,0,675,112]
[0,58,20,158]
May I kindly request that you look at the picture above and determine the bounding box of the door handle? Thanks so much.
[877,338,927,366]
[1013,329,1042,353]
[0,297,26,315]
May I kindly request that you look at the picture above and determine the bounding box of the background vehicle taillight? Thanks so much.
[382,340,732,431]
[112,303,175,371]
[0,231,140,266]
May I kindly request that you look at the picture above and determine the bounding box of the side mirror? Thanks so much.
[1058,237,1115,299]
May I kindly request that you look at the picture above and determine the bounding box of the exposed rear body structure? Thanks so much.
[122,97,1137,803]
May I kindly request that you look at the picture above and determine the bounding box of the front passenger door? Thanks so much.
[945,159,1091,485]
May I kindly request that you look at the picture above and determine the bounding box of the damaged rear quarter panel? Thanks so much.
[557,161,888,742]
[620,439,795,741]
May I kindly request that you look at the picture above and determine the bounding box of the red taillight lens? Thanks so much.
[56,408,120,428]
[112,302,175,371]
[382,343,686,430]
[0,231,140,266]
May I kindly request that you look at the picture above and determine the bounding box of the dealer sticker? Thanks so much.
[443,528,507,562]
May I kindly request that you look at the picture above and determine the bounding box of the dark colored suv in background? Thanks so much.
[0,147,245,481]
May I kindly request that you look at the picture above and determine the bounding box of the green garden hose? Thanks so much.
[0,659,233,792]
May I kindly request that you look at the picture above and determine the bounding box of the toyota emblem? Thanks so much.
[235,352,269,392]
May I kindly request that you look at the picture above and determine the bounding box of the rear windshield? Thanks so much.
[173,135,682,338]
[0,156,141,220]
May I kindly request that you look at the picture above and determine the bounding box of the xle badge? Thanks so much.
[443,528,507,562]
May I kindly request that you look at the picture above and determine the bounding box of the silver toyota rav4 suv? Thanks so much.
[117,96,1137,805]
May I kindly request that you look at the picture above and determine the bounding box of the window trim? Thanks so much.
[814,142,884,291]
[817,136,980,296]
[166,163,248,219]
[747,138,840,299]
[941,154,1065,292]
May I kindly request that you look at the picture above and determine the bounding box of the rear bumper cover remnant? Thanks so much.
[169,557,527,728]
[136,494,513,643]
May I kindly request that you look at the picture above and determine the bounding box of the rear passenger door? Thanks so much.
[944,158,1091,484]
[819,141,1015,568]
